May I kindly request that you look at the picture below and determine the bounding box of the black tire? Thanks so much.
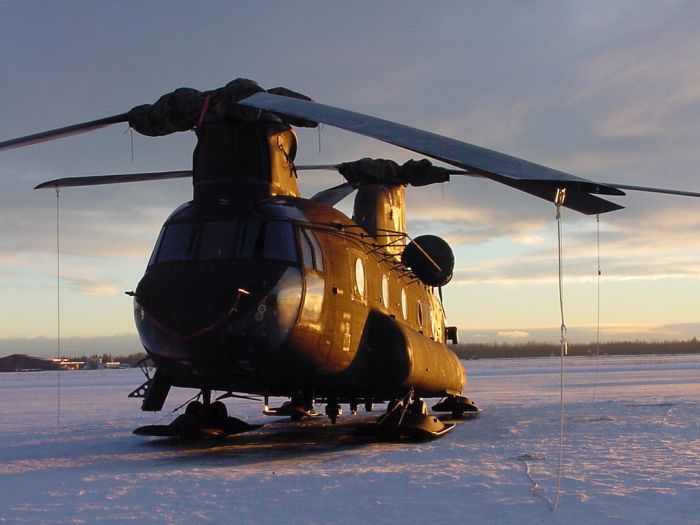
[185,400,204,416]
[208,401,228,420]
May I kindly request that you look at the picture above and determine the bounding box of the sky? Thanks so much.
[2,1,700,357]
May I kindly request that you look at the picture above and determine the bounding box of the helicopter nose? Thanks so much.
[134,261,302,358]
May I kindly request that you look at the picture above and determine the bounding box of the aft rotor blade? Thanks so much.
[35,170,192,189]
[0,113,129,153]
[297,164,476,176]
[296,164,341,171]
[310,182,356,206]
[240,93,624,215]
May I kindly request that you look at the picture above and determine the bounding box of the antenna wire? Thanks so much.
[592,214,601,402]
[55,186,62,432]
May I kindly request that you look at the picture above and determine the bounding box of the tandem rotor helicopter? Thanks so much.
[2,79,699,439]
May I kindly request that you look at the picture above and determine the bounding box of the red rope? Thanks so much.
[196,95,212,132]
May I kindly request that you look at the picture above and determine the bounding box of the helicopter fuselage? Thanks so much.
[134,195,465,404]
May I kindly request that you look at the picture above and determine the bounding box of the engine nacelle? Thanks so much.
[401,235,454,287]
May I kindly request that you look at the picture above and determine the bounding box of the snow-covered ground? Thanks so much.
[1,355,698,524]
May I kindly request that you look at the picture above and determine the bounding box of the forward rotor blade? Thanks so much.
[0,113,129,153]
[35,170,192,189]
[597,183,700,199]
[420,168,700,200]
[240,93,624,215]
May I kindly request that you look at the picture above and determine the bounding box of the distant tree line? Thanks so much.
[453,338,700,359]
[66,339,700,364]
[68,352,148,367]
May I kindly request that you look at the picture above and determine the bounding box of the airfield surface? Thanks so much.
[1,354,698,524]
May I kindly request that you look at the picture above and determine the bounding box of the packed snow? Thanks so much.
[1,354,698,524]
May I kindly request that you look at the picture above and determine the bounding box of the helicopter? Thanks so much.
[2,78,699,439]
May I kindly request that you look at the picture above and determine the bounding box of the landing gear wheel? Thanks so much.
[208,400,228,420]
[432,395,480,420]
[134,396,261,439]
[185,400,204,415]
[373,390,454,440]
[325,402,342,424]
[409,399,428,415]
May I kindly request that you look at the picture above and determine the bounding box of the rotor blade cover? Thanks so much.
[0,80,316,153]
[337,158,450,187]
[127,79,318,137]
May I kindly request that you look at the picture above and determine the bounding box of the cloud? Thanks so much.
[55,264,127,296]
[497,330,530,339]
[405,187,553,248]
[0,126,195,261]
[451,250,700,288]
[460,322,700,344]
[575,20,700,142]
[66,278,120,296]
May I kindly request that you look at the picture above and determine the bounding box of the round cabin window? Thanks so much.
[355,258,365,297]
[381,275,389,308]
[401,289,408,320]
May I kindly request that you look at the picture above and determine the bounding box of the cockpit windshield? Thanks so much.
[149,220,298,265]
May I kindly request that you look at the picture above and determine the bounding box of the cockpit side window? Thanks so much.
[148,227,166,266]
[307,230,323,271]
[307,232,323,272]
[299,228,324,272]
[155,223,196,263]
[299,229,314,270]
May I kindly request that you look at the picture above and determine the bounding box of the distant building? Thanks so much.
[85,356,103,369]
[53,358,85,371]
[0,354,61,372]
[85,356,122,369]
